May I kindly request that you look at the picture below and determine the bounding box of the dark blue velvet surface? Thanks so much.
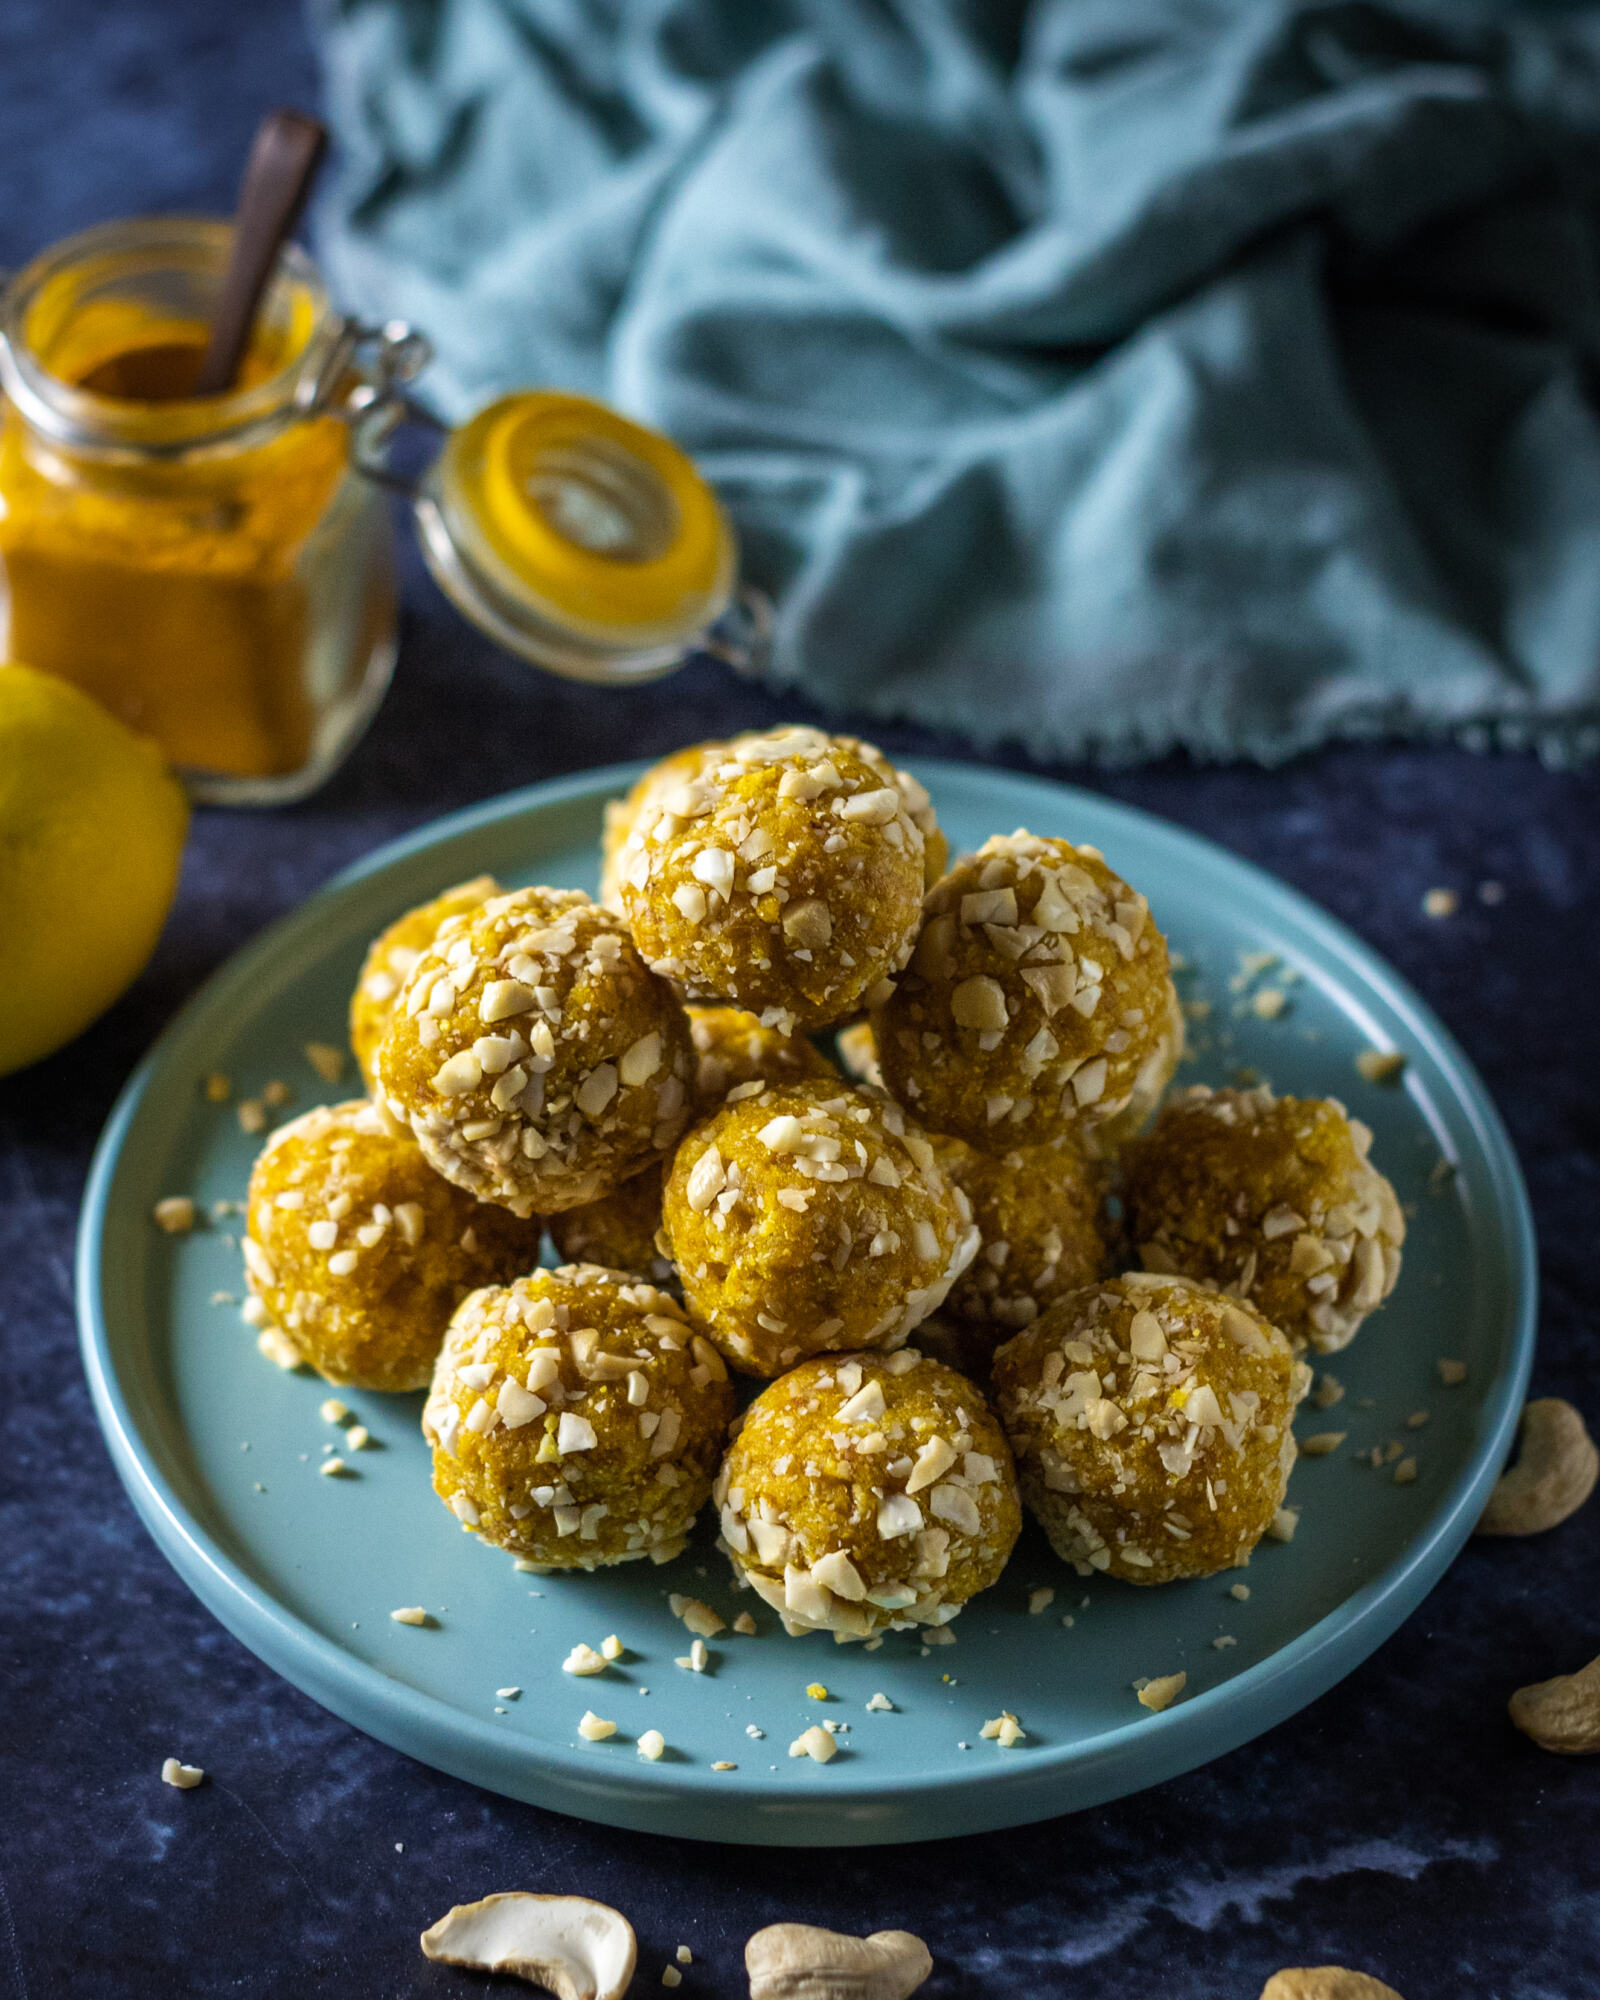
[1,5,1597,1997]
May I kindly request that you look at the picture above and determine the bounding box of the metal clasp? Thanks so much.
[303,315,442,494]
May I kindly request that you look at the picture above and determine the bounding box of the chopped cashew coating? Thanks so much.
[979,1711,1025,1747]
[577,1712,617,1742]
[746,1923,933,2000]
[1508,1651,1600,1755]
[160,1758,204,1789]
[788,1725,837,1764]
[153,1197,197,1234]
[390,1606,431,1626]
[637,1729,667,1761]
[563,1643,608,1677]
[1476,1398,1598,1536]
[420,1893,637,1999]
[1259,1972,1406,2000]
[1136,1672,1187,1713]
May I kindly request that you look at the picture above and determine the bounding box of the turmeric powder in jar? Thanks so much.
[0,218,396,801]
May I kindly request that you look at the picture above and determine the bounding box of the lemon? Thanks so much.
[0,665,188,1077]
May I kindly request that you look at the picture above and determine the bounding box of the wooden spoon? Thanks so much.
[194,107,328,396]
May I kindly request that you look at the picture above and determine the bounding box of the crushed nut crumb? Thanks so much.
[1299,1431,1346,1457]
[1135,1672,1187,1713]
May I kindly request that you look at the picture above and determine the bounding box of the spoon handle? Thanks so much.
[194,108,328,397]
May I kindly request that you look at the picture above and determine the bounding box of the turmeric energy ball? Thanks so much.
[663,1079,979,1376]
[615,726,927,1032]
[1120,1084,1406,1353]
[349,875,498,1089]
[716,1348,1021,1640]
[876,832,1181,1150]
[689,1003,834,1107]
[599,744,716,910]
[242,1099,539,1392]
[374,886,694,1217]
[934,1132,1109,1334]
[837,735,948,888]
[546,1006,834,1280]
[603,731,947,909]
[993,1274,1310,1584]
[423,1265,735,1568]
[546,1163,673,1284]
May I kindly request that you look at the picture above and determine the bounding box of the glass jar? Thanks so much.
[0,217,396,805]
[0,218,760,806]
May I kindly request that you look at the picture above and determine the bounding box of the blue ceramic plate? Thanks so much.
[77,763,1535,1845]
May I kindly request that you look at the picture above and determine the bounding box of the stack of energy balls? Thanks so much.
[242,725,1406,1643]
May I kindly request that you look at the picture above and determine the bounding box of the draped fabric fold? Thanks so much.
[316,0,1600,761]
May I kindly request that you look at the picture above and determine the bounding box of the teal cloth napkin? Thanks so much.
[316,0,1600,762]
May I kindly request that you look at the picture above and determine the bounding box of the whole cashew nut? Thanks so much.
[1509,1651,1600,1755]
[420,1893,636,1999]
[746,1923,932,2000]
[1260,1971,1405,2000]
[1476,1398,1598,1536]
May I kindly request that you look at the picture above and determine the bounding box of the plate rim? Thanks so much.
[76,759,1539,1843]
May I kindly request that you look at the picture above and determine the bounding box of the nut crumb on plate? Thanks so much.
[1135,1672,1187,1713]
[305,1041,345,1082]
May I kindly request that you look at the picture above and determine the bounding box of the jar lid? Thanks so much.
[417,390,736,682]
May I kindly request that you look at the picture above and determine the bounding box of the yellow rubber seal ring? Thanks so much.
[442,391,732,637]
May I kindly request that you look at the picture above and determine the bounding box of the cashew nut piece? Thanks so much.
[420,1893,636,1998]
[1476,1397,1598,1536]
[746,1922,932,1999]
[1260,1971,1405,2000]
[1509,1650,1600,1755]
